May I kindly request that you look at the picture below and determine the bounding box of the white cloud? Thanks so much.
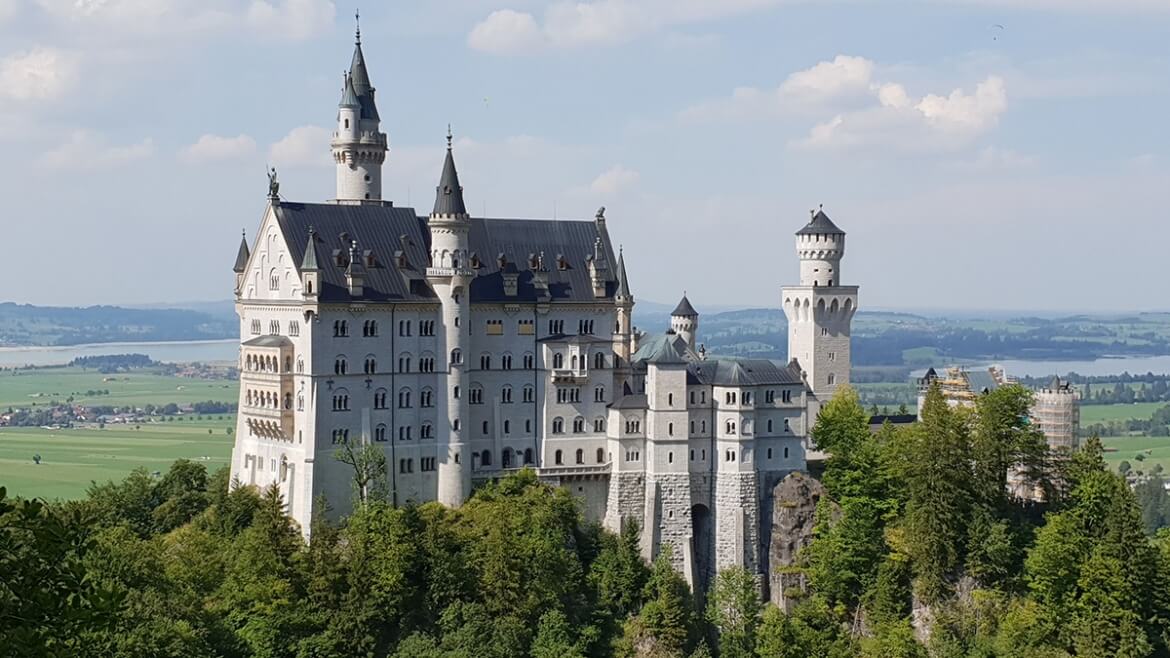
[468,0,788,54]
[590,165,640,195]
[778,55,875,102]
[39,130,154,170]
[179,133,256,163]
[0,47,79,102]
[269,125,331,167]
[796,75,1007,151]
[35,0,335,40]
[468,9,545,55]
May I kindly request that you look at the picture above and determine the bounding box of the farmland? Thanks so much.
[0,419,234,500]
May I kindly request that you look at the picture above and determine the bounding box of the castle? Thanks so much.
[229,32,857,592]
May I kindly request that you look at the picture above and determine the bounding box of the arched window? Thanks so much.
[501,385,513,403]
[523,353,535,369]
[552,417,564,434]
[594,352,605,369]
[524,448,534,464]
[555,450,563,465]
[420,388,433,407]
[501,353,512,370]
[596,448,605,463]
[283,393,292,409]
[503,419,511,434]
[573,416,585,433]
[575,448,584,464]
[398,388,412,408]
[523,385,535,403]
[334,356,348,375]
[827,373,837,386]
[481,450,492,466]
[375,424,388,442]
[450,348,462,365]
[668,422,674,436]
[502,448,513,468]
[553,352,564,369]
[480,353,491,370]
[482,420,489,434]
[374,388,388,409]
[767,419,773,433]
[594,417,605,432]
[364,355,377,374]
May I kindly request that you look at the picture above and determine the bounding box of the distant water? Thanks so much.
[912,355,1170,380]
[0,339,238,367]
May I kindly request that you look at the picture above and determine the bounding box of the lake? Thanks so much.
[0,339,238,368]
[912,355,1170,380]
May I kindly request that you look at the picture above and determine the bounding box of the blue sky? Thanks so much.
[0,0,1167,312]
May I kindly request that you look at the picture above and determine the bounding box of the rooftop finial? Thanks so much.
[446,124,453,150]
[354,8,361,44]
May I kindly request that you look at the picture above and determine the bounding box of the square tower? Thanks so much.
[781,209,858,400]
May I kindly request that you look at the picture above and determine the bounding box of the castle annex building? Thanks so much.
[229,34,858,592]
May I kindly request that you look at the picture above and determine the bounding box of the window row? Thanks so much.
[553,447,607,466]
[551,416,606,434]
[244,389,292,410]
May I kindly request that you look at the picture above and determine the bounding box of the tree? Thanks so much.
[335,438,388,506]
[706,566,762,658]
[531,609,585,658]
[618,549,698,658]
[895,382,974,601]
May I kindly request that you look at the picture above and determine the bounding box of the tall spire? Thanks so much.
[300,227,320,271]
[432,130,467,216]
[338,72,359,108]
[615,246,632,299]
[347,9,377,120]
[233,229,250,273]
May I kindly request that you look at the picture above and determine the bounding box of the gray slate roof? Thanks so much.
[615,249,632,299]
[796,209,845,236]
[348,41,379,121]
[273,202,617,304]
[432,146,467,216]
[242,335,292,348]
[339,73,360,108]
[233,232,250,273]
[632,332,804,386]
[610,393,648,410]
[671,294,697,317]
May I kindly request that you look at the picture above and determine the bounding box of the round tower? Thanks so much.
[331,21,388,204]
[426,131,473,507]
[796,207,845,287]
[669,294,699,351]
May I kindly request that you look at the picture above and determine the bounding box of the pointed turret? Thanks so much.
[615,247,632,301]
[432,131,467,217]
[671,294,697,317]
[301,228,320,271]
[233,230,250,273]
[331,11,388,204]
[670,293,699,350]
[338,73,360,109]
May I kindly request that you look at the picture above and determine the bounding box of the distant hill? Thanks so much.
[0,302,236,347]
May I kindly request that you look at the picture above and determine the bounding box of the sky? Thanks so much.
[0,0,1168,312]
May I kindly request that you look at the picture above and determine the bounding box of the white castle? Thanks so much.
[229,33,858,592]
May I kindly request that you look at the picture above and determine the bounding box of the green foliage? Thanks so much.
[705,567,762,658]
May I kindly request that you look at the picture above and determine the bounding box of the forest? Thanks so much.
[2,384,1170,657]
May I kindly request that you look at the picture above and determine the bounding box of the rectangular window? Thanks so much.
[485,320,504,335]
[518,319,535,335]
[250,319,261,335]
[421,457,436,472]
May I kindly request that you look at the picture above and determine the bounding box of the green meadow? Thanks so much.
[0,366,237,409]
[0,420,235,500]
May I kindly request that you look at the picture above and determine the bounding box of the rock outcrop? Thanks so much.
[768,471,827,611]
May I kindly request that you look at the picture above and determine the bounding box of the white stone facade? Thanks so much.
[229,37,859,598]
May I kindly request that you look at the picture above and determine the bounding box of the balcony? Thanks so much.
[552,368,589,384]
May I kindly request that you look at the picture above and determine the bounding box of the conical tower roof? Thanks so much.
[339,73,360,108]
[233,231,250,273]
[672,294,698,317]
[432,133,467,216]
[796,208,845,236]
[301,228,320,271]
[347,17,379,121]
[615,248,632,299]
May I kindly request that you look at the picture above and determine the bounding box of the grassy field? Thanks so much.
[0,366,237,409]
[1080,402,1166,424]
[0,419,235,500]
[1101,435,1170,475]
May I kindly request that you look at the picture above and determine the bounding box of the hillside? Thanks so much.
[0,302,236,347]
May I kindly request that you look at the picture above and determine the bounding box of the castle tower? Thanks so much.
[426,132,473,506]
[669,294,698,351]
[331,20,388,204]
[614,248,634,361]
[781,208,858,401]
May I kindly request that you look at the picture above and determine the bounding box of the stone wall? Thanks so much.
[713,471,760,575]
[604,471,645,534]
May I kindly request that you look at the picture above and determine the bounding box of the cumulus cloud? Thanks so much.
[590,165,640,195]
[796,76,1007,151]
[39,130,154,169]
[269,125,331,167]
[0,47,79,102]
[179,133,257,163]
[468,0,786,54]
[682,53,1008,152]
